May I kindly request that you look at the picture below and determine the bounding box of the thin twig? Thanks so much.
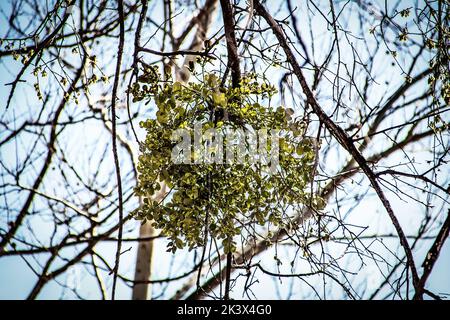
[110,0,126,301]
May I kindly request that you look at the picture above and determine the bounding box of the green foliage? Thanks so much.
[425,6,450,130]
[131,67,323,253]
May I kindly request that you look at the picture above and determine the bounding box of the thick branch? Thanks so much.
[253,0,420,293]
[219,0,241,87]
[414,210,450,299]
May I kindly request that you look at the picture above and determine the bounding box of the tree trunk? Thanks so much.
[131,0,218,300]
[132,220,155,300]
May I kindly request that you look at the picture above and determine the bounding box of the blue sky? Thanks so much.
[0,0,448,300]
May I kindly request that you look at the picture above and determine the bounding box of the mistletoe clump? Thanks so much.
[131,65,324,253]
